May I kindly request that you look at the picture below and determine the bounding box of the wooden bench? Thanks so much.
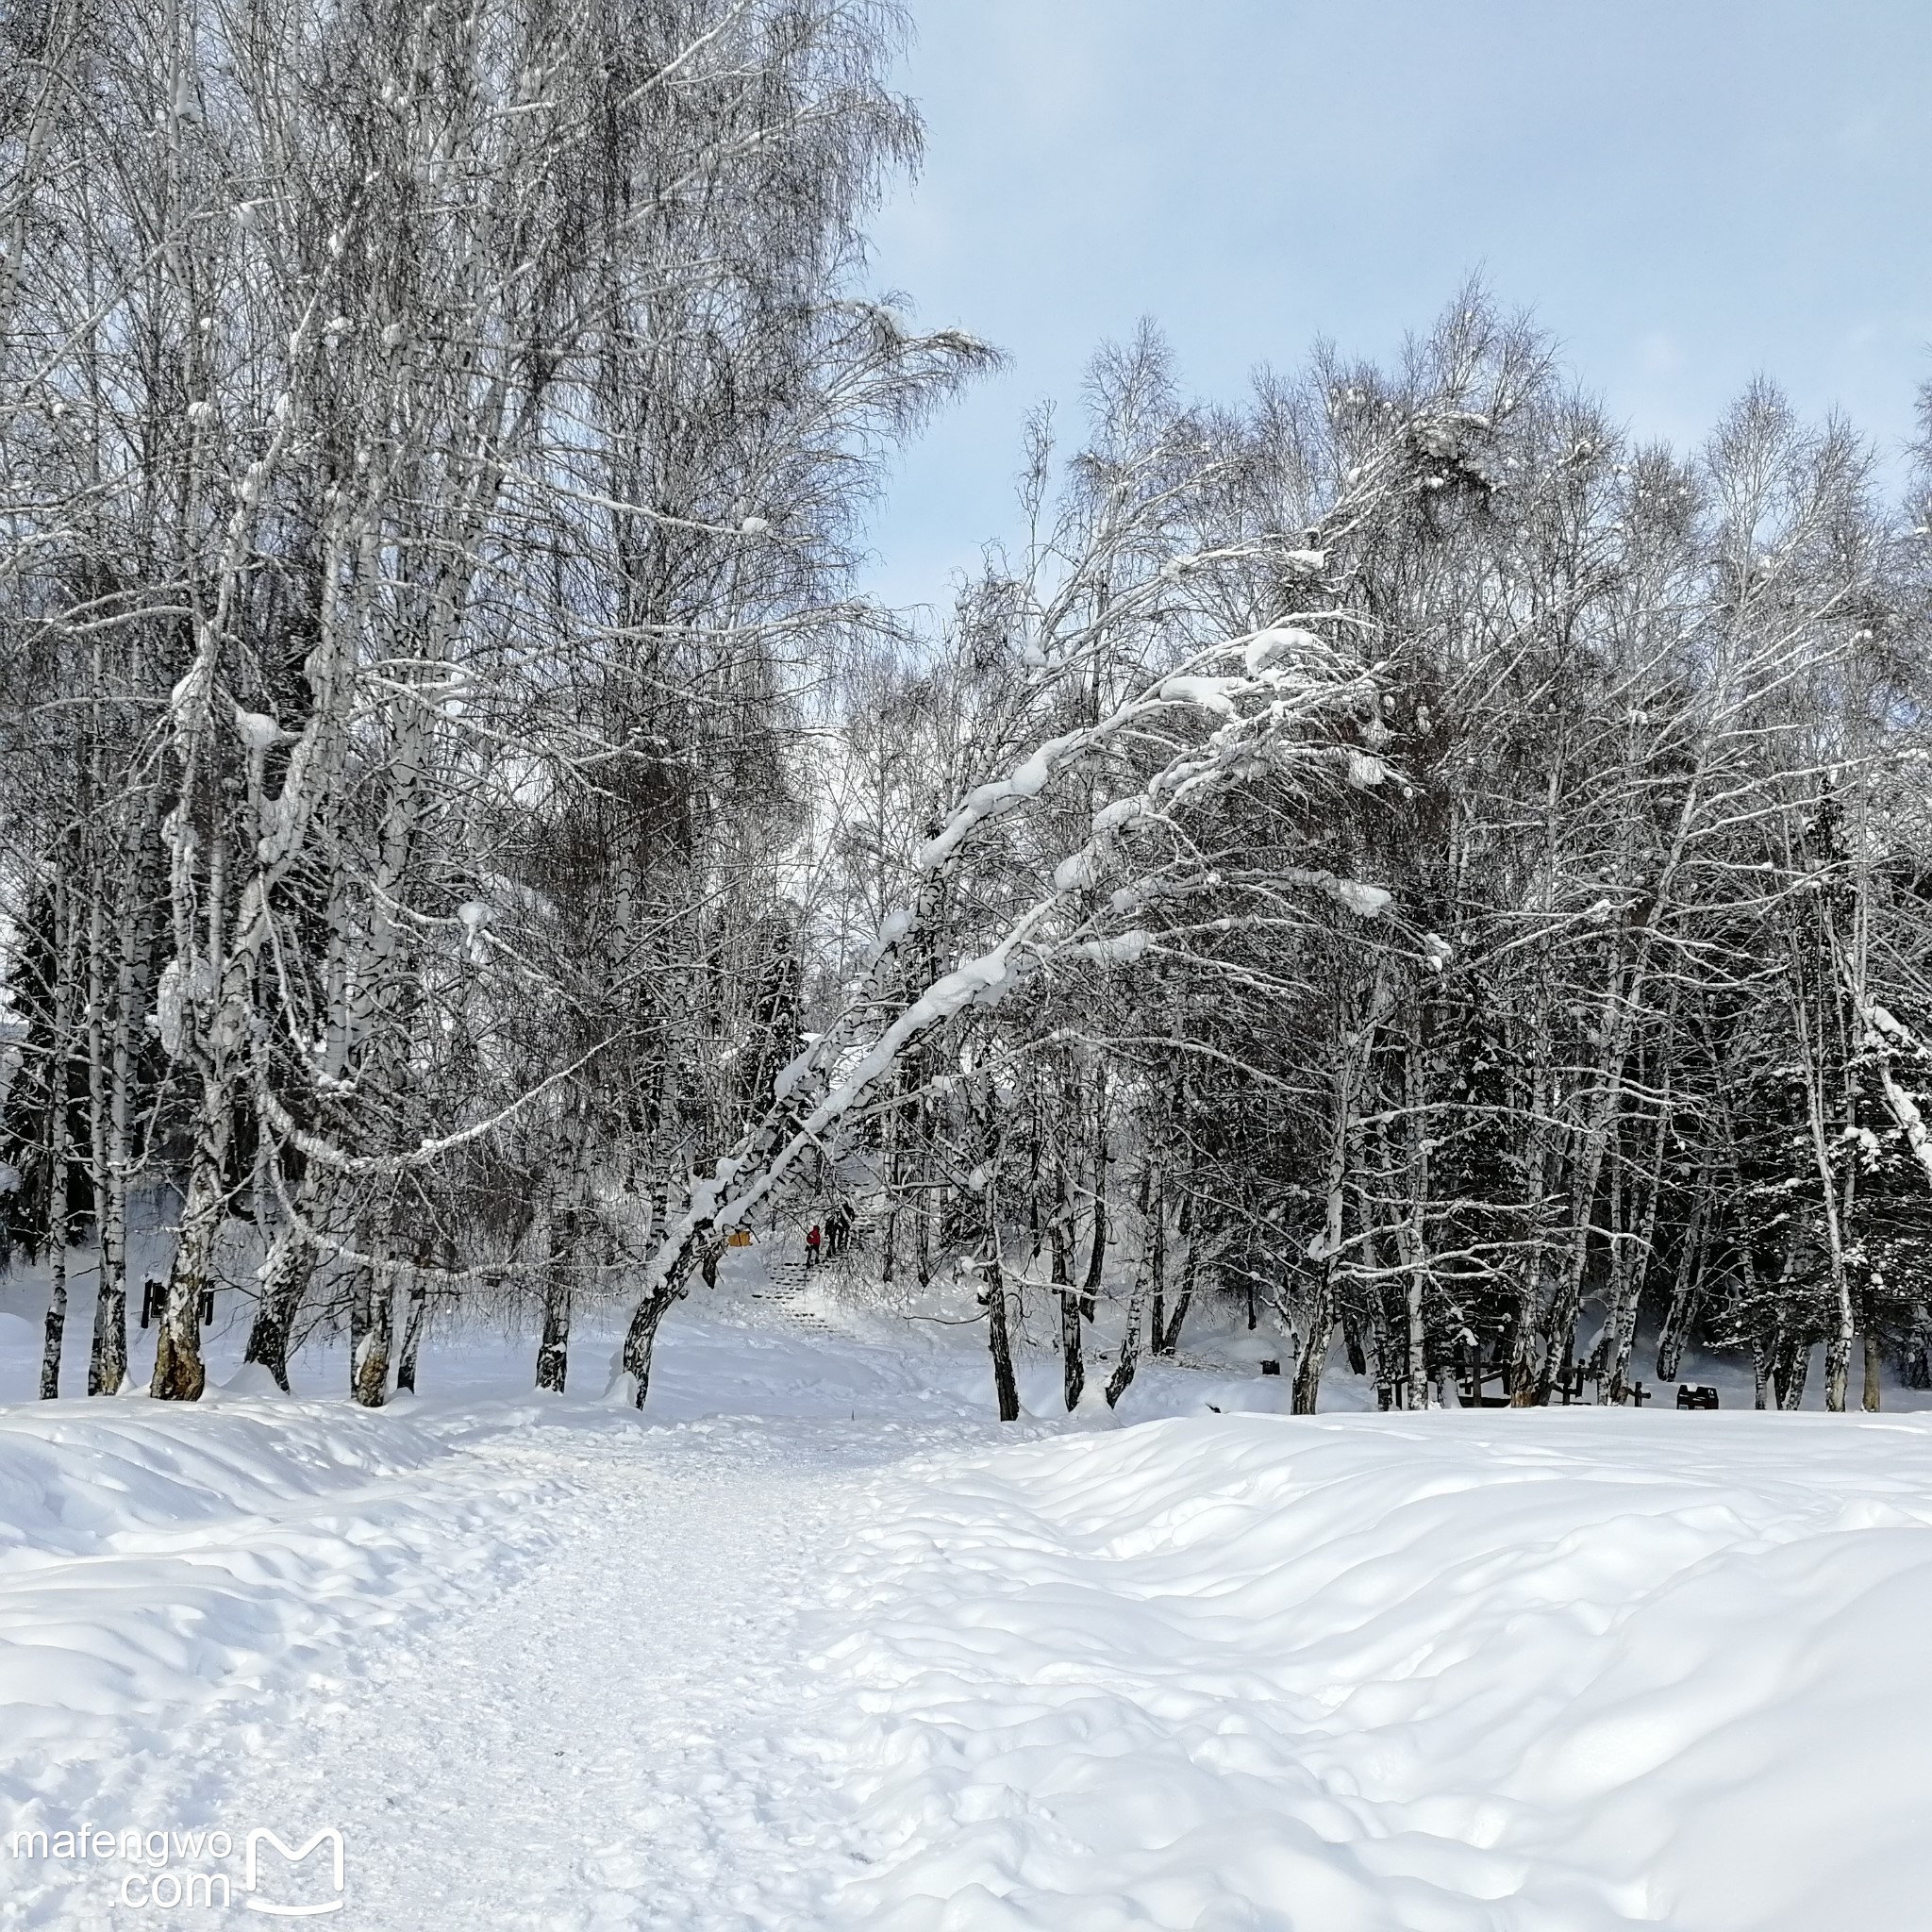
[1456,1360,1513,1408]
[1675,1384,1720,1409]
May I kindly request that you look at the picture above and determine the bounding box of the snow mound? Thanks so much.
[0,1401,561,1762]
[821,1410,1932,1930]
[205,1360,287,1399]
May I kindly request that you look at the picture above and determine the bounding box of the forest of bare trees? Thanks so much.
[8,0,1932,1417]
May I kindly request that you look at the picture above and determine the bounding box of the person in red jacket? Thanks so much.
[805,1224,823,1270]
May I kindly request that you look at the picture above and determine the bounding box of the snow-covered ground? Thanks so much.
[4,1263,1932,1928]
[828,1410,1932,1930]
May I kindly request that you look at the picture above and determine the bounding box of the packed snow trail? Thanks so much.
[0,1307,1023,1931]
[0,1391,1012,1930]
[214,1414,955,1931]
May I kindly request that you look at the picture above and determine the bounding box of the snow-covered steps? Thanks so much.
[750,1257,836,1331]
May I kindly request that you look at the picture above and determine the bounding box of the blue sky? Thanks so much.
[860,0,1932,608]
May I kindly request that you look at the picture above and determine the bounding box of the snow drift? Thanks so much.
[823,1410,1932,1930]
[0,1399,560,1773]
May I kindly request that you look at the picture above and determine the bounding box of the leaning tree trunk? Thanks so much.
[978,1161,1022,1423]
[618,1287,678,1405]
[1080,1182,1107,1324]
[1107,1154,1161,1410]
[1776,1345,1810,1410]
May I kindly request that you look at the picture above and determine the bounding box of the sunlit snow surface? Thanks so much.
[828,1413,1932,1930]
[1,1282,1930,1928]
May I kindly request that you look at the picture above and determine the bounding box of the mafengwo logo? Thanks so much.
[242,1829,346,1916]
[5,1821,347,1914]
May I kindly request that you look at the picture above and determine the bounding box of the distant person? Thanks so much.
[804,1224,822,1270]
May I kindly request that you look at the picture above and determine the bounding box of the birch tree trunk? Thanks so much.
[1052,1150,1083,1408]
[1158,1195,1198,1358]
[155,824,231,1404]
[1295,970,1387,1413]
[86,849,146,1396]
[1080,1074,1108,1323]
[39,867,73,1400]
[536,1160,582,1395]
[1655,1181,1709,1385]
[350,1251,394,1409]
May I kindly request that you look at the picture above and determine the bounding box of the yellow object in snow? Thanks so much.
[726,1229,754,1247]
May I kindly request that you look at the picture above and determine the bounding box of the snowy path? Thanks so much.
[197,1415,946,1931]
[0,1302,1009,1931]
